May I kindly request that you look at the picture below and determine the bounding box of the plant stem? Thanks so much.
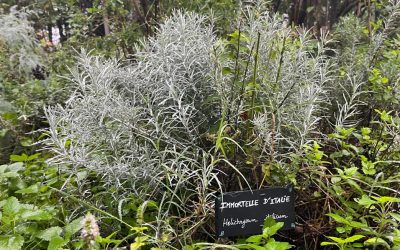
[228,25,242,122]
[249,32,261,120]
[234,41,255,130]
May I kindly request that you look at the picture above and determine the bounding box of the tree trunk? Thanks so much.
[328,0,339,28]
[140,0,151,35]
[130,0,146,33]
[47,24,53,43]
[102,0,110,35]
[154,0,160,24]
[56,18,66,43]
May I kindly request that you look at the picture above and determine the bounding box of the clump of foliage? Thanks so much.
[0,8,69,163]
[0,8,44,162]
[0,7,43,74]
[43,11,221,246]
[43,11,217,190]
[212,5,333,187]
[0,152,84,250]
[185,217,293,249]
[296,112,400,249]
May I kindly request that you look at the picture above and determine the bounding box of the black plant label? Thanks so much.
[215,186,295,237]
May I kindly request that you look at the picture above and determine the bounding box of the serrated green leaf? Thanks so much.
[246,235,263,243]
[0,235,24,250]
[20,138,32,147]
[263,217,283,237]
[130,236,149,250]
[356,195,376,207]
[361,157,376,175]
[331,176,341,183]
[352,242,364,248]
[20,203,34,210]
[238,244,265,250]
[373,196,400,204]
[65,217,83,239]
[343,235,364,243]
[27,153,40,161]
[10,154,28,162]
[360,127,371,135]
[336,227,346,233]
[48,235,67,250]
[39,227,62,241]
[8,162,24,172]
[3,197,21,216]
[328,236,346,244]
[327,213,349,225]
[264,238,293,250]
[263,216,276,228]
[1,172,19,178]
[364,237,390,248]
[15,223,39,235]
[16,184,39,194]
[346,179,362,193]
[21,210,52,221]
[349,221,368,229]
[344,167,358,176]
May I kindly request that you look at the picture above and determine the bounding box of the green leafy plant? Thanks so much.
[323,196,400,249]
[238,217,293,250]
[317,112,400,249]
[186,217,292,250]
[321,234,366,250]
[0,153,84,250]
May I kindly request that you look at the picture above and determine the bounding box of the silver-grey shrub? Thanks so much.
[42,8,342,245]
[0,7,43,75]
[43,12,221,245]
[43,11,217,194]
[214,6,334,168]
[331,0,400,128]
